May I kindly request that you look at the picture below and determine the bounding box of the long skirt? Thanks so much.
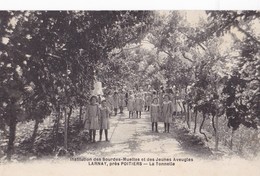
[164,113,172,123]
[134,103,143,111]
[151,112,159,122]
[127,101,134,111]
[100,116,109,129]
[90,116,99,130]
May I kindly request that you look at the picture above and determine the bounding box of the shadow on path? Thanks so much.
[77,110,214,159]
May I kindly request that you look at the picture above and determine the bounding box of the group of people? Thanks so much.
[126,91,154,118]
[83,87,177,143]
[128,89,176,133]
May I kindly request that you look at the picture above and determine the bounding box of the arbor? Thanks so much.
[0,11,154,160]
[185,11,260,150]
[1,10,259,160]
[118,10,260,152]
[203,11,260,131]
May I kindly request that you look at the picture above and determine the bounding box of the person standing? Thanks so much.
[162,94,173,133]
[105,91,114,112]
[150,97,160,132]
[99,99,111,142]
[84,96,100,142]
[97,94,102,104]
[170,88,177,116]
[125,91,129,107]
[169,88,177,116]
[146,92,152,111]
[134,93,144,118]
[158,86,165,107]
[132,93,137,118]
[144,92,148,111]
[112,91,119,116]
[151,90,157,101]
[118,90,126,114]
[127,94,135,118]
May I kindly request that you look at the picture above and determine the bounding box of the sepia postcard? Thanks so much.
[0,1,259,176]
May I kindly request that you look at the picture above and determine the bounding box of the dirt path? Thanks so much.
[78,109,207,158]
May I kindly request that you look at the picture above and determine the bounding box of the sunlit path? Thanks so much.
[78,109,189,158]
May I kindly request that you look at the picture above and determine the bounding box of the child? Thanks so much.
[125,92,129,106]
[162,94,173,133]
[146,92,152,111]
[99,99,111,142]
[132,94,137,118]
[84,96,100,142]
[144,92,148,111]
[118,91,126,114]
[150,98,160,132]
[134,93,144,118]
[159,88,165,107]
[97,94,102,104]
[112,92,119,116]
[105,92,114,111]
[127,95,134,118]
[151,90,157,102]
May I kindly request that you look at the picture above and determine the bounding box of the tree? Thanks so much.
[0,11,155,160]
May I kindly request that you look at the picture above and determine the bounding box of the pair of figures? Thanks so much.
[106,91,126,116]
[127,93,145,118]
[150,94,174,133]
[83,96,111,143]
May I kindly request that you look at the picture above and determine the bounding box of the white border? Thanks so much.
[220,0,260,10]
[0,0,259,10]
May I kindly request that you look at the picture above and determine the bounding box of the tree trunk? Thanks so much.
[67,106,73,134]
[182,102,186,115]
[0,118,8,136]
[53,108,61,150]
[212,115,219,150]
[230,129,235,150]
[64,108,68,151]
[7,111,17,161]
[79,106,83,121]
[182,102,186,122]
[194,110,198,133]
[199,112,208,141]
[190,106,193,122]
[186,104,190,129]
[30,117,40,149]
[66,106,73,151]
[216,115,219,150]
